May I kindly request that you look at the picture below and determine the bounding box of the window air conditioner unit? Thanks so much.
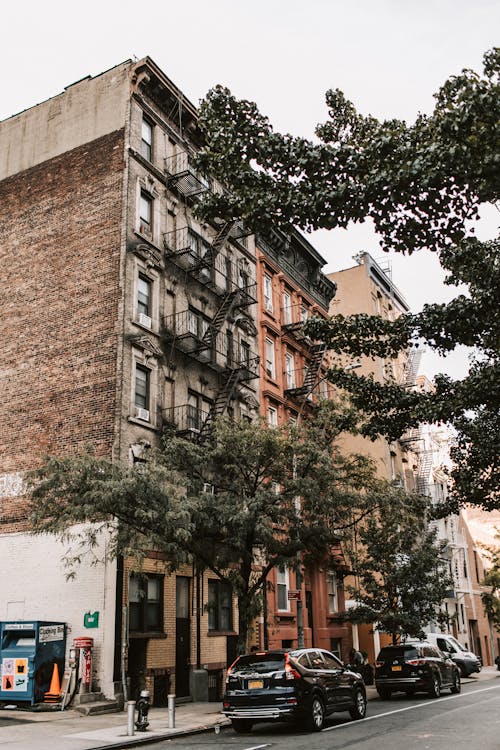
[135,407,150,422]
[137,313,152,329]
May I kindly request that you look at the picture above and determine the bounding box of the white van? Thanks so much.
[425,633,481,676]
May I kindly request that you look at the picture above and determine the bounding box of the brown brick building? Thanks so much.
[0,58,260,704]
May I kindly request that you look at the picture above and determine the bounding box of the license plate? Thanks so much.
[391,666,402,671]
[248,680,263,689]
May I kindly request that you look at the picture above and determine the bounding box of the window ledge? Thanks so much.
[208,630,237,637]
[129,631,167,639]
[277,612,295,620]
[127,416,159,432]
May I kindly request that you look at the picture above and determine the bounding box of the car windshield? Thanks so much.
[232,653,286,674]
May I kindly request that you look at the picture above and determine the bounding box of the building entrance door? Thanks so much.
[176,577,191,697]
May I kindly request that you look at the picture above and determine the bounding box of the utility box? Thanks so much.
[0,621,66,705]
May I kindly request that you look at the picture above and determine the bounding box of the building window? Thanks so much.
[208,580,233,631]
[300,305,308,323]
[263,274,273,312]
[327,571,338,613]
[267,405,278,427]
[277,566,290,611]
[135,364,150,417]
[139,191,153,236]
[238,267,249,290]
[282,292,292,324]
[265,337,276,378]
[330,638,342,661]
[188,309,209,339]
[129,574,163,632]
[137,274,152,326]
[187,391,212,431]
[141,116,153,161]
[240,339,251,368]
[285,352,295,388]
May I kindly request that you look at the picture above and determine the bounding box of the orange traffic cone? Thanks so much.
[44,664,61,703]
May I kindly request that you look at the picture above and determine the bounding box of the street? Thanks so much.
[141,681,500,750]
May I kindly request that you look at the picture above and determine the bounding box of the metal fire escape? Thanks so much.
[163,214,258,439]
[285,343,327,399]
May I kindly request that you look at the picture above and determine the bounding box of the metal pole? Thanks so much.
[127,701,135,736]
[121,605,129,704]
[168,694,176,728]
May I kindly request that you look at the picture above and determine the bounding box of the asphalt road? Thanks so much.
[143,681,500,750]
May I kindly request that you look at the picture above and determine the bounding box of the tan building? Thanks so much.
[328,252,420,662]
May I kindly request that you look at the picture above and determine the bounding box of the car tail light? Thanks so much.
[406,659,425,666]
[225,657,240,682]
[284,653,301,680]
[375,660,384,667]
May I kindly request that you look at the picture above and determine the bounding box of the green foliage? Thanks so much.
[196,49,500,511]
[346,494,453,642]
[28,407,390,652]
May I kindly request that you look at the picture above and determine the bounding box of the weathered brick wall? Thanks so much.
[0,130,125,531]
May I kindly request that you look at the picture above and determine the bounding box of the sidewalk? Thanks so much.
[1,667,498,750]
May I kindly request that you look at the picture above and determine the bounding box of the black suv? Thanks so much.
[223,648,367,733]
[375,642,461,699]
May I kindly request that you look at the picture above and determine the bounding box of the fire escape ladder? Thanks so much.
[417,450,433,494]
[211,221,235,258]
[201,291,239,349]
[198,368,243,442]
[302,343,327,393]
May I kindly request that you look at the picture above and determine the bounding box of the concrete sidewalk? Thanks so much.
[1,667,498,750]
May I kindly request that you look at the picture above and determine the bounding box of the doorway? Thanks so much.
[176,577,191,697]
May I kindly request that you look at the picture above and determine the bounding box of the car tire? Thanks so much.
[450,671,461,694]
[428,673,441,698]
[231,719,253,734]
[377,687,391,700]
[306,695,325,731]
[458,664,467,678]
[349,688,367,720]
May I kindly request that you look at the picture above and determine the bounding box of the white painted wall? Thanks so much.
[0,529,117,698]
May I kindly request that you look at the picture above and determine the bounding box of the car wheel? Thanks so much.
[377,687,391,700]
[458,664,467,678]
[349,688,367,720]
[231,719,253,734]
[451,671,461,694]
[306,695,325,731]
[428,673,441,698]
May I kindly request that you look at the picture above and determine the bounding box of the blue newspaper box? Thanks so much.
[0,621,66,705]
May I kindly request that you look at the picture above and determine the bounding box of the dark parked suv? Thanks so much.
[223,648,367,733]
[375,641,461,699]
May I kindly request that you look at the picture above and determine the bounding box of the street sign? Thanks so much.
[287,590,301,601]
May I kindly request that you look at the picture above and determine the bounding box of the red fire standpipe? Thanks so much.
[74,637,94,693]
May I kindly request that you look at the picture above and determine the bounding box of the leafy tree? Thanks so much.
[481,535,500,630]
[28,406,389,652]
[345,494,452,643]
[195,49,500,511]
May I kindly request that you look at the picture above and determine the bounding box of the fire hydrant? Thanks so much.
[135,689,150,731]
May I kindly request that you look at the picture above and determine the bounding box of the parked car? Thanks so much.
[375,641,461,699]
[223,648,367,733]
[423,633,482,677]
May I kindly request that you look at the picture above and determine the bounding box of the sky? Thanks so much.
[2,0,498,380]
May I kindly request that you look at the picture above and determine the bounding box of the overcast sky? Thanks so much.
[3,0,498,379]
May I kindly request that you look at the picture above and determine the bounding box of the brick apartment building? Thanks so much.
[253,231,354,660]
[1,57,347,704]
[0,57,261,704]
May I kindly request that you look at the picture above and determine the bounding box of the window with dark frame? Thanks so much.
[135,364,150,410]
[139,190,153,235]
[137,274,151,318]
[129,574,163,633]
[208,580,233,631]
[141,116,153,161]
